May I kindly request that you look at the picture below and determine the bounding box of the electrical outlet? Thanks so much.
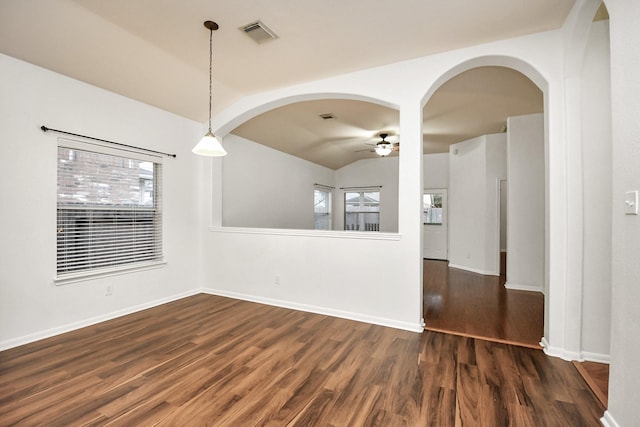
[275,274,281,286]
[106,284,113,296]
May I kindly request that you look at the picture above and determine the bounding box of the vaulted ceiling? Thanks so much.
[233,66,543,169]
[0,0,571,167]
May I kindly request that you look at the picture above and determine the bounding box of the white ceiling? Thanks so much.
[0,0,571,167]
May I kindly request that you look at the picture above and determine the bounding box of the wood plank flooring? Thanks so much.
[424,260,544,348]
[572,361,609,408]
[0,294,604,426]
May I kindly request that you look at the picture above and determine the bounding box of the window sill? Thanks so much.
[54,260,167,285]
[208,226,401,241]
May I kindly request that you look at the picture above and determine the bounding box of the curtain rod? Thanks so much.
[40,126,177,158]
[339,185,383,190]
[314,183,335,189]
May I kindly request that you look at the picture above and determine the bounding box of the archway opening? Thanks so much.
[220,98,401,232]
[420,63,546,348]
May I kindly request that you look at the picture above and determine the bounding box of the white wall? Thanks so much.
[0,54,204,349]
[580,19,612,361]
[221,134,335,229]
[602,0,640,425]
[423,153,449,189]
[334,157,399,232]
[449,137,486,272]
[500,180,508,252]
[506,114,545,292]
[485,135,508,274]
[448,134,506,275]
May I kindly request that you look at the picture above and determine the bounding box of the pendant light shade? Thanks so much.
[193,20,227,157]
[192,131,226,156]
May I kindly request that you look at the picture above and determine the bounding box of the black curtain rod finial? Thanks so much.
[40,125,177,158]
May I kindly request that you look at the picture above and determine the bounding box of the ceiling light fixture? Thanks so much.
[192,20,227,157]
[374,133,393,157]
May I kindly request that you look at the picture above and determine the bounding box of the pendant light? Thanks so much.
[192,21,227,156]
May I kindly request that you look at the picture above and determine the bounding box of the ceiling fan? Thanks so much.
[356,133,399,156]
[374,133,400,156]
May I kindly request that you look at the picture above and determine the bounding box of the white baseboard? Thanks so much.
[447,263,498,276]
[203,288,424,333]
[504,282,544,292]
[0,289,203,351]
[600,410,620,427]
[1,287,424,351]
[539,337,610,363]
[540,337,583,361]
[581,351,610,364]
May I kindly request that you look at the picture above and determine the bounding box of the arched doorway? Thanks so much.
[420,65,546,347]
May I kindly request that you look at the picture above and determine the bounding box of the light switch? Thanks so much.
[625,190,638,215]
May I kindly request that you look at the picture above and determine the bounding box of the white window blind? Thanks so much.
[56,141,163,276]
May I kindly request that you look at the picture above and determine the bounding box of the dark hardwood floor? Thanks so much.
[0,294,604,426]
[573,360,609,408]
[424,259,544,348]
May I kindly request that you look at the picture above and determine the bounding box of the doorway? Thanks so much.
[422,189,447,260]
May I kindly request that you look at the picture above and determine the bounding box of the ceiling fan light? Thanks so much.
[375,144,393,156]
[192,131,227,156]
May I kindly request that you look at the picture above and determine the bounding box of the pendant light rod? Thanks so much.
[204,20,218,133]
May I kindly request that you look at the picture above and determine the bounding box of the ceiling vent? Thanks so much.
[240,20,278,43]
[319,113,335,120]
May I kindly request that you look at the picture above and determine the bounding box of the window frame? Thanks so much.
[423,192,444,225]
[314,188,332,230]
[343,190,381,232]
[55,138,165,284]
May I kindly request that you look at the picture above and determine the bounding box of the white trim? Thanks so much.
[1,287,424,351]
[581,351,610,364]
[600,411,620,427]
[504,281,544,293]
[540,337,583,361]
[0,289,202,351]
[54,260,167,285]
[209,226,401,241]
[203,288,424,333]
[540,337,611,363]
[447,263,499,276]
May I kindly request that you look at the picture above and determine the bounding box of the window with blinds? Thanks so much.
[56,141,163,277]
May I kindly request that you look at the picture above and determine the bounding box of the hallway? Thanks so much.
[423,259,544,348]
